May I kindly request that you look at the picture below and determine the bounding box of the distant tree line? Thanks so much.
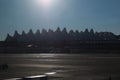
[5,27,120,42]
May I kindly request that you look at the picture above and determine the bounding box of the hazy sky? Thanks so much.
[0,0,120,40]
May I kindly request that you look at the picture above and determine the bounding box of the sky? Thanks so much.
[0,0,120,41]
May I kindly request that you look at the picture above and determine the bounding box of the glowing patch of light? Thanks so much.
[45,72,57,75]
[28,0,71,22]
[35,0,54,9]
[25,75,47,78]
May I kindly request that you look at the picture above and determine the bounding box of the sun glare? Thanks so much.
[30,0,70,21]
[36,0,54,8]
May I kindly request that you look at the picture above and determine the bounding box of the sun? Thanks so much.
[41,0,52,6]
[36,0,54,8]
[31,0,70,21]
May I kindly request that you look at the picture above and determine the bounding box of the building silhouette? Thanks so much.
[5,28,119,42]
[2,27,120,53]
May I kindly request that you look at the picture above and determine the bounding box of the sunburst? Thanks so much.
[36,0,54,8]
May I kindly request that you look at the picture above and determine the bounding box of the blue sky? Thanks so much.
[0,0,120,40]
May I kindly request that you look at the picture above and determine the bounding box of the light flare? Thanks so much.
[36,0,54,8]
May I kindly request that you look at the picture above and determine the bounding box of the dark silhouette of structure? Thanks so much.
[1,27,120,53]
[5,28,119,42]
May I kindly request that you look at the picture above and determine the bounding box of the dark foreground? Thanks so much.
[0,54,120,80]
[1,40,120,53]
